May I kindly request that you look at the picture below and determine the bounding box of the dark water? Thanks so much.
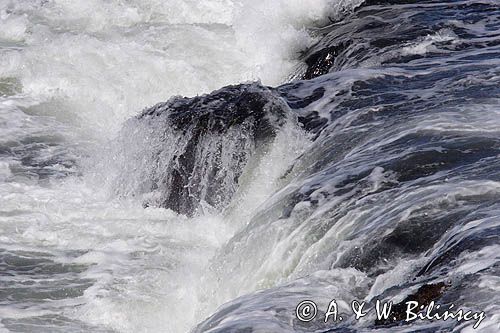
[193,1,500,332]
[0,0,499,332]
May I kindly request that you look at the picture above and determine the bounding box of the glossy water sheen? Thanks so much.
[0,0,499,332]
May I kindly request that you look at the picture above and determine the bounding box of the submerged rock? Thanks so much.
[126,83,291,216]
[375,282,449,327]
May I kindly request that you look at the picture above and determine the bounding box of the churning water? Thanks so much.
[0,0,499,332]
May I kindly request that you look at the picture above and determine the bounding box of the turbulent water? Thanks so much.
[0,0,499,332]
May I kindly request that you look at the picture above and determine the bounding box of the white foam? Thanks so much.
[0,9,28,41]
[401,29,459,56]
[0,1,366,332]
[0,0,363,137]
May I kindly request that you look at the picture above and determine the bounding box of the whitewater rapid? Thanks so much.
[0,0,361,135]
[0,0,364,332]
[1,0,500,332]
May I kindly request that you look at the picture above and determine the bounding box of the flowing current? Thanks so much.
[0,0,499,332]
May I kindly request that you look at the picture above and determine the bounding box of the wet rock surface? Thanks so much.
[136,83,290,215]
[375,282,449,327]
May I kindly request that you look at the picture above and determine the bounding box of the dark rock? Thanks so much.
[302,42,352,80]
[375,282,449,326]
[136,83,290,216]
